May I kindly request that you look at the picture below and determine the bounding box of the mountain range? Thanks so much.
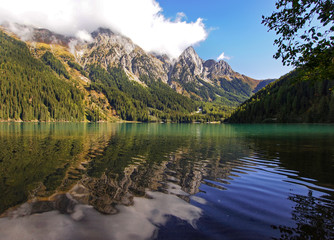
[0,24,274,122]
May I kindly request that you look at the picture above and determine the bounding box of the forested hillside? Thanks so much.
[87,65,232,122]
[0,30,231,122]
[1,24,276,123]
[87,65,198,122]
[228,66,334,123]
[173,77,252,106]
[0,31,85,121]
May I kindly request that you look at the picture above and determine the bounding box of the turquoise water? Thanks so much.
[0,123,333,239]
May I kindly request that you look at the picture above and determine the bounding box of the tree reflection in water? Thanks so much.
[1,123,334,240]
[272,190,334,239]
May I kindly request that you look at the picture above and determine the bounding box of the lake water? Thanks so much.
[0,123,333,240]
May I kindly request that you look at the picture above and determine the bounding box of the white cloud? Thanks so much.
[175,12,187,22]
[0,0,208,58]
[75,30,93,43]
[217,52,231,61]
[5,22,33,41]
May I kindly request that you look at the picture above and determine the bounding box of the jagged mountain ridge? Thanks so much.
[170,46,237,83]
[80,28,169,85]
[0,27,200,122]
[82,28,273,103]
[168,46,270,102]
[0,24,275,122]
[3,24,273,104]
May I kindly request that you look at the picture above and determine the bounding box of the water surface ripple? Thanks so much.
[0,123,333,239]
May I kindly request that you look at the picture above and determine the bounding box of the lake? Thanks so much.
[0,123,333,240]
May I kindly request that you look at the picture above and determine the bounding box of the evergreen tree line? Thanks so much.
[171,75,252,106]
[88,65,198,122]
[0,30,232,123]
[228,66,334,123]
[87,65,229,122]
[41,51,70,79]
[67,60,88,77]
[0,31,85,121]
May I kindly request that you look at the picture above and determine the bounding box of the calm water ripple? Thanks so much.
[0,123,333,239]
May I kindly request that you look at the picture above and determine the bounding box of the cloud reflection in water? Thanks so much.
[0,190,202,240]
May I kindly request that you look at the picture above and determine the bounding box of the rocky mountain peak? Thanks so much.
[32,28,73,46]
[86,28,137,59]
[170,46,241,85]
[180,46,196,57]
[79,27,170,84]
[203,59,216,68]
[216,60,233,72]
[91,27,114,38]
[179,46,204,76]
[204,59,235,78]
[180,47,202,64]
[1,22,72,46]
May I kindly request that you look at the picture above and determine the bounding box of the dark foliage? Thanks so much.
[41,51,70,79]
[228,66,334,123]
[262,0,334,67]
[87,65,205,122]
[0,31,85,121]
[67,60,88,77]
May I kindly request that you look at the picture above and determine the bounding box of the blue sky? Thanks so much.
[0,0,292,80]
[158,0,293,79]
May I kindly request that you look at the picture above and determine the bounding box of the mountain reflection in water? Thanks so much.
[0,123,333,239]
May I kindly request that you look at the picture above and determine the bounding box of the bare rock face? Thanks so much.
[165,46,267,100]
[179,46,204,76]
[79,28,169,84]
[204,59,235,79]
[169,47,204,84]
[32,28,73,46]
[78,31,246,90]
[170,46,244,84]
[152,53,174,78]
